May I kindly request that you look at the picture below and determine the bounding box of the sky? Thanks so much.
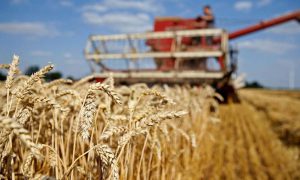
[0,0,300,88]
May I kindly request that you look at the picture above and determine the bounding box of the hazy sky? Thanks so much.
[0,0,300,88]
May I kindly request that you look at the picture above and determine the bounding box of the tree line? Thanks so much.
[0,65,74,82]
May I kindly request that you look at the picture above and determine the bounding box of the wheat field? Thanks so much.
[0,55,299,179]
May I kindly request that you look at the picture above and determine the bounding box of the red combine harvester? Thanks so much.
[84,10,300,102]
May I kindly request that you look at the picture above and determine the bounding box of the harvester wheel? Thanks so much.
[216,84,240,104]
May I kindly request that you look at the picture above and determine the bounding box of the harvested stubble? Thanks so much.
[241,89,300,146]
[0,56,299,179]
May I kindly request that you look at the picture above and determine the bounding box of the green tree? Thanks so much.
[24,65,40,76]
[24,65,63,82]
[0,71,6,81]
[45,72,62,82]
[245,81,264,88]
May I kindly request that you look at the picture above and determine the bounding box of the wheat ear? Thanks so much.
[0,117,42,159]
[100,126,127,140]
[0,64,11,69]
[44,78,73,88]
[95,144,119,180]
[90,83,122,105]
[34,95,66,112]
[55,90,82,101]
[22,153,34,178]
[81,90,97,140]
[14,64,54,99]
[5,54,20,90]
[139,110,187,129]
[14,107,32,125]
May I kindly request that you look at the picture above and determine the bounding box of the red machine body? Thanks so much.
[146,17,209,70]
[150,17,199,50]
[85,10,300,102]
[146,10,300,71]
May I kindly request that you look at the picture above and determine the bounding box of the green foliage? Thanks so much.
[66,76,76,81]
[0,71,6,81]
[25,65,63,82]
[24,65,40,76]
[45,72,62,82]
[245,81,264,88]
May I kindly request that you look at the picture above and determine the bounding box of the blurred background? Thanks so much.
[0,0,300,88]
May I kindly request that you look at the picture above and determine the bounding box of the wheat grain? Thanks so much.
[14,64,54,100]
[141,89,175,105]
[22,153,34,178]
[14,107,32,125]
[49,150,57,167]
[55,89,82,101]
[117,131,136,148]
[90,83,122,105]
[81,89,98,140]
[0,64,11,69]
[5,54,20,90]
[44,78,73,88]
[0,117,42,159]
[139,110,187,129]
[34,95,66,112]
[100,126,127,140]
[95,144,119,180]
[0,129,11,160]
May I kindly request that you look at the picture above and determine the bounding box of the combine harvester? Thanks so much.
[84,10,300,102]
